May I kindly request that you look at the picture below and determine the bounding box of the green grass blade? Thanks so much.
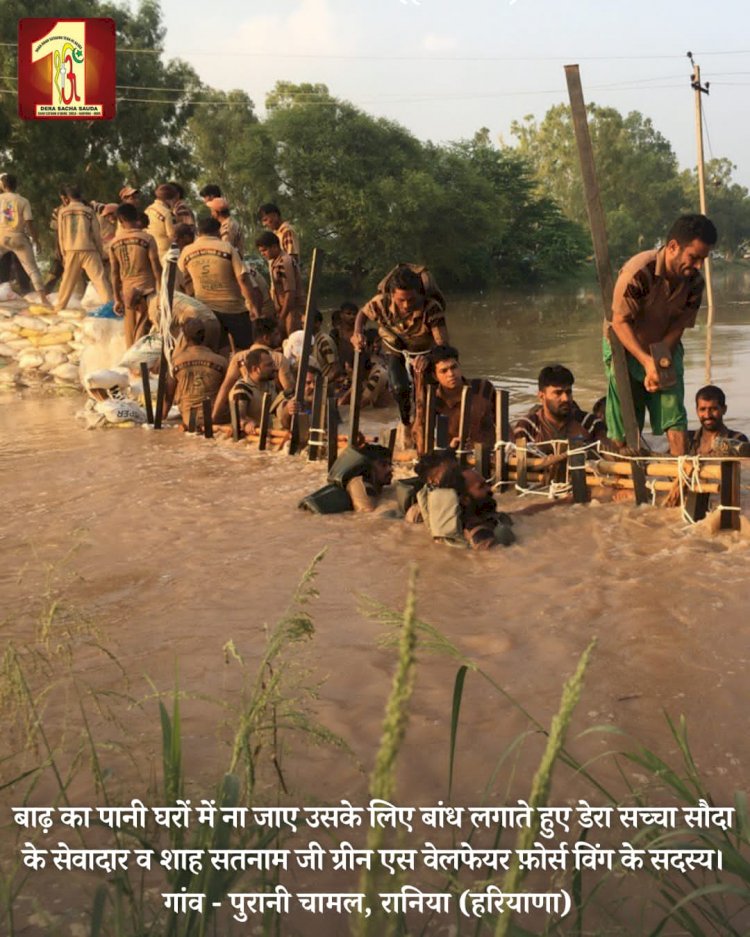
[448,665,468,801]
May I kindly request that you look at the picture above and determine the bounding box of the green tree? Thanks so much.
[187,89,278,235]
[512,103,685,262]
[680,158,750,260]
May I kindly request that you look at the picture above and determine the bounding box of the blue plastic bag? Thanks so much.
[88,301,118,319]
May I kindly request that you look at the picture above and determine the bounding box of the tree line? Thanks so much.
[2,0,750,295]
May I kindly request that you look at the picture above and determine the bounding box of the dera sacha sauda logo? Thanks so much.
[17,18,116,120]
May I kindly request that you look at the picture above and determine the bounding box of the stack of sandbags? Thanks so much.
[0,303,86,388]
[0,299,125,390]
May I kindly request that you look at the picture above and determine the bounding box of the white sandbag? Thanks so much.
[0,283,21,302]
[0,330,18,342]
[6,338,32,350]
[43,349,69,368]
[57,309,85,321]
[81,281,106,308]
[18,351,45,370]
[30,330,74,347]
[0,367,20,385]
[118,333,162,370]
[0,343,14,357]
[51,363,80,383]
[14,315,47,332]
[97,398,146,424]
[84,368,129,392]
[78,317,126,377]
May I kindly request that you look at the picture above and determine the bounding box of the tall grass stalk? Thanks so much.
[355,567,419,937]
[493,639,595,937]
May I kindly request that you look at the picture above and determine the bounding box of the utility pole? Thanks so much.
[688,52,715,382]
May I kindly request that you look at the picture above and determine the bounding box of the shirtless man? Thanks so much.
[688,385,750,455]
[109,202,162,346]
[164,319,227,428]
[255,231,305,337]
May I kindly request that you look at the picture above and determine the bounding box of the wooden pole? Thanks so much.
[719,460,741,531]
[289,248,324,455]
[153,252,177,431]
[140,361,154,424]
[387,426,397,457]
[202,397,213,439]
[435,414,449,450]
[230,395,241,442]
[307,370,325,462]
[690,59,717,383]
[495,389,510,487]
[326,396,339,472]
[257,392,271,451]
[474,443,491,479]
[516,436,528,493]
[187,407,197,433]
[457,385,473,468]
[569,448,589,503]
[564,64,649,505]
[424,384,436,454]
[348,349,364,446]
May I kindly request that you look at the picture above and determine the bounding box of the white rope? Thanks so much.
[158,248,179,376]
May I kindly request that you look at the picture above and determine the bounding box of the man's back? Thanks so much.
[179,236,245,313]
[0,191,32,235]
[58,201,99,252]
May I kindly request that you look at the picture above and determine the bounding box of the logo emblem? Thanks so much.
[18,18,116,120]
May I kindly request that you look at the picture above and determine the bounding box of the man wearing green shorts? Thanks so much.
[604,214,717,455]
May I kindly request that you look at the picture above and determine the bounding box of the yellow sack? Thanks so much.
[34,331,73,347]
[26,305,51,316]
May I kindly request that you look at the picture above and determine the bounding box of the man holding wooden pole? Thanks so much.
[605,214,717,455]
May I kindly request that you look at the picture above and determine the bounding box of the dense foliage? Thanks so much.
[3,2,750,291]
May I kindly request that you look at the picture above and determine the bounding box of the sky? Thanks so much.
[157,0,750,188]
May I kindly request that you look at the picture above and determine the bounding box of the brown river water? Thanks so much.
[2,272,750,934]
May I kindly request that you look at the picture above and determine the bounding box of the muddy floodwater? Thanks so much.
[2,272,750,934]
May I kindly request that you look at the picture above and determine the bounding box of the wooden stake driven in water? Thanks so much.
[564,64,648,505]
[187,407,197,433]
[457,384,473,467]
[257,391,271,451]
[424,384,436,454]
[154,250,177,431]
[230,395,241,442]
[289,248,324,455]
[435,414,450,450]
[140,362,154,424]
[202,397,213,439]
[348,349,364,446]
[307,370,326,462]
[327,396,339,471]
[495,388,510,487]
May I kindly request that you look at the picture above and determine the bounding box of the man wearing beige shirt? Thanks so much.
[605,214,717,455]
[0,173,48,304]
[54,185,113,312]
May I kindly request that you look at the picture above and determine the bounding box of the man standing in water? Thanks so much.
[0,172,48,304]
[352,265,448,448]
[513,365,604,445]
[606,214,717,455]
[688,385,750,455]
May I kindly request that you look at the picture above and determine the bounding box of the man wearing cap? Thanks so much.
[255,230,305,337]
[207,198,244,256]
[109,202,162,346]
[259,202,300,262]
[119,185,141,208]
[164,318,228,428]
[0,172,48,304]
[178,215,259,351]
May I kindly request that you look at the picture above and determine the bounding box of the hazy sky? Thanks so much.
[157,0,750,189]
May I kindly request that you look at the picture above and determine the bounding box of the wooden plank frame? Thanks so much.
[457,385,473,467]
[435,414,450,450]
[327,397,339,471]
[202,397,213,439]
[140,362,154,425]
[720,460,741,530]
[424,384,436,454]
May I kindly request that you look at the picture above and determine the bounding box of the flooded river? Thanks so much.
[2,273,750,934]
